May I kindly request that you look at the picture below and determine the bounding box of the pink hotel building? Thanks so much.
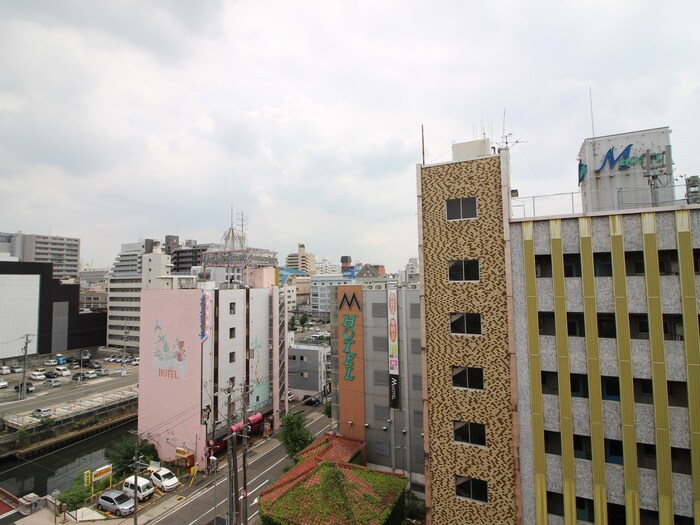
[137,268,288,470]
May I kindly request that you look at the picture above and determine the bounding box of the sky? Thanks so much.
[1,1,699,272]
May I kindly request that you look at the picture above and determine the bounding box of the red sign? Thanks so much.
[389,318,397,342]
[388,292,397,314]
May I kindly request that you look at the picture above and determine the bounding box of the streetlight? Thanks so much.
[50,489,60,525]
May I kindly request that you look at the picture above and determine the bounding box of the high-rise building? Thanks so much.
[418,132,700,524]
[0,232,80,279]
[286,243,316,275]
[418,139,518,524]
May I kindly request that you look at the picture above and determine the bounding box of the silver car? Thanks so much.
[96,490,134,516]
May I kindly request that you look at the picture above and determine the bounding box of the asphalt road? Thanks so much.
[149,406,332,525]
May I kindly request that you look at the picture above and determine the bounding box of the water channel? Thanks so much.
[0,421,136,498]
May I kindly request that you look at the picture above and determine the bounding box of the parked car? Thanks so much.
[54,366,71,376]
[304,396,322,407]
[32,407,53,419]
[10,366,24,373]
[43,358,58,366]
[95,368,110,376]
[105,355,118,362]
[131,358,139,366]
[29,371,46,381]
[0,366,10,374]
[122,475,155,501]
[72,372,87,381]
[43,378,61,388]
[150,468,179,492]
[89,361,102,369]
[84,370,97,379]
[96,490,134,516]
[44,370,59,379]
[65,357,78,364]
[14,382,34,392]
[69,363,81,369]
[0,379,8,389]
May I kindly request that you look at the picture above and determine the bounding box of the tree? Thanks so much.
[278,412,312,461]
[289,315,297,332]
[107,435,159,478]
[300,313,309,328]
[323,402,331,418]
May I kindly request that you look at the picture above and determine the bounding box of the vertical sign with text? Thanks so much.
[387,289,400,408]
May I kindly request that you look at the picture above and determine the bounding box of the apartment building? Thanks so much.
[418,131,699,525]
[311,273,352,317]
[0,232,80,279]
[285,243,316,275]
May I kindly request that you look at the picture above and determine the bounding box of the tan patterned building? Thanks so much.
[417,140,520,524]
[418,133,700,525]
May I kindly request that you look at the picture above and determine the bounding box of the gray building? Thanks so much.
[288,342,330,399]
[0,232,80,279]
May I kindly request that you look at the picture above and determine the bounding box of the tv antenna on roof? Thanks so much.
[496,108,525,149]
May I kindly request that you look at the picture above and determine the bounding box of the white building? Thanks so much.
[310,273,352,316]
[316,256,340,275]
[0,232,80,279]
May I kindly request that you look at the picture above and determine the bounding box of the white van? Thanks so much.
[0,366,10,375]
[122,476,155,501]
[55,366,71,377]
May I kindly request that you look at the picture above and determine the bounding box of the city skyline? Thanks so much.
[1,2,699,271]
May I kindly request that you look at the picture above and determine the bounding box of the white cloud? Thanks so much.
[1,1,699,271]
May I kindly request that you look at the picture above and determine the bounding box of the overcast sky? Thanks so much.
[2,1,699,272]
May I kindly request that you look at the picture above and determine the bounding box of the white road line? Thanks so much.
[248,479,269,495]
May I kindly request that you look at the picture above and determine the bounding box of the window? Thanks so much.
[453,421,486,446]
[570,374,589,398]
[372,303,388,318]
[602,376,620,401]
[605,439,624,465]
[451,366,484,390]
[455,475,488,503]
[229,302,236,315]
[300,372,309,379]
[375,405,389,421]
[412,374,422,390]
[450,313,481,335]
[446,197,477,220]
[373,336,388,352]
[448,259,480,281]
[411,338,421,355]
[373,370,389,386]
[573,434,592,460]
[410,303,420,319]
[229,327,236,339]
[228,352,235,363]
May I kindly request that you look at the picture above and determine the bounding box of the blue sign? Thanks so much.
[596,144,632,173]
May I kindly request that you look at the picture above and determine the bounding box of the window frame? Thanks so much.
[449,312,482,336]
[446,197,478,221]
[451,366,484,390]
[447,259,480,282]
[453,421,487,447]
[455,475,488,503]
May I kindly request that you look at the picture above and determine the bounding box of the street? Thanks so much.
[149,407,331,525]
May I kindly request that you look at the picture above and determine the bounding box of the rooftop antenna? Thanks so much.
[589,86,596,137]
[496,108,526,150]
[421,125,425,165]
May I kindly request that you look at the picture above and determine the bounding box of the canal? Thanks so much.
[0,420,136,498]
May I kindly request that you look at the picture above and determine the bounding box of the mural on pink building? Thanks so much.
[151,322,189,380]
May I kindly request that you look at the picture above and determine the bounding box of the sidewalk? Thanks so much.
[15,435,282,525]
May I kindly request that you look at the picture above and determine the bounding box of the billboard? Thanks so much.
[336,286,365,443]
[387,289,400,409]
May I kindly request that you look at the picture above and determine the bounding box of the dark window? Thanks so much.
[411,338,421,355]
[450,313,481,335]
[446,197,477,220]
[563,254,582,277]
[605,439,624,464]
[573,434,592,460]
[453,421,486,446]
[374,405,389,421]
[412,374,422,390]
[448,259,480,281]
[593,253,613,277]
[535,255,553,278]
[229,302,236,315]
[541,371,559,395]
[576,497,595,523]
[373,336,388,352]
[451,366,484,390]
[455,476,488,502]
[410,303,420,319]
[598,314,616,338]
[229,327,236,339]
[373,370,389,386]
[413,410,423,427]
[571,374,589,398]
[602,376,620,400]
[372,303,387,318]
[228,352,235,363]
[567,313,585,337]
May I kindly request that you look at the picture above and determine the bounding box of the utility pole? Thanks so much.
[227,384,239,525]
[133,432,140,525]
[19,334,31,400]
[241,383,249,525]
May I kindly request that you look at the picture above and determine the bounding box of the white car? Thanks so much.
[0,379,8,389]
[30,371,46,381]
[150,468,179,492]
[43,358,58,366]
